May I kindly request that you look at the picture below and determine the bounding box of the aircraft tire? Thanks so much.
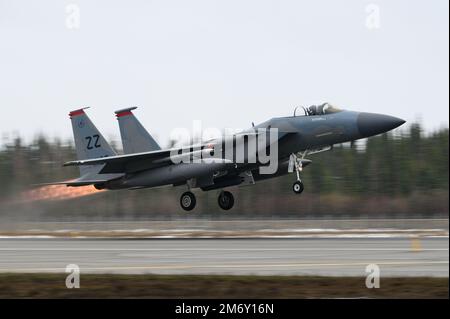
[293,181,304,194]
[218,191,234,210]
[180,191,196,211]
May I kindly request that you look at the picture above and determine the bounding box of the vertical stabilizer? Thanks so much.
[69,107,116,176]
[115,107,161,154]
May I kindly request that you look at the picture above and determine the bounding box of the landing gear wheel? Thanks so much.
[218,191,235,210]
[293,181,304,194]
[180,192,196,211]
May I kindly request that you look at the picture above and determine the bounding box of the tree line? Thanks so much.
[0,123,448,220]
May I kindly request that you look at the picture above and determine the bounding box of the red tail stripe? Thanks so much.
[116,111,133,118]
[69,109,85,117]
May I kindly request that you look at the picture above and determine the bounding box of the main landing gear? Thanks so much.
[179,190,235,211]
[180,191,196,211]
[218,191,234,211]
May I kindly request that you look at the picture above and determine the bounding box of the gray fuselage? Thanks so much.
[103,109,405,191]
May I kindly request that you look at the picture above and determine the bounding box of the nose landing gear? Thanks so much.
[293,180,304,194]
[290,153,306,195]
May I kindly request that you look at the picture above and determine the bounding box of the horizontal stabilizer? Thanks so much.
[37,172,124,187]
[35,180,109,187]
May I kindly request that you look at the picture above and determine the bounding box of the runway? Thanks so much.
[0,238,448,277]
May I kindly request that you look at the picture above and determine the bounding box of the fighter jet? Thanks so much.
[52,103,405,211]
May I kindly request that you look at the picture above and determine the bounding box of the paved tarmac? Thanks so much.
[0,238,447,277]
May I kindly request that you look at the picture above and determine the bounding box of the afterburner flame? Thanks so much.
[21,185,105,202]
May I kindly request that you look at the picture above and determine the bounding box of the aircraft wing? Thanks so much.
[63,147,216,174]
[64,130,291,175]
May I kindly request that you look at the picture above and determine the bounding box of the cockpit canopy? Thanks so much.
[295,103,342,116]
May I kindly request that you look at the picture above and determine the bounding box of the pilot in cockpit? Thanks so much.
[307,105,318,116]
[306,103,342,116]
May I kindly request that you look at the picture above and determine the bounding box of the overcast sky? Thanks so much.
[0,0,448,145]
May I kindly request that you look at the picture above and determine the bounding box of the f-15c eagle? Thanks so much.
[45,104,405,211]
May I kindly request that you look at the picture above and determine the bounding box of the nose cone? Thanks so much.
[357,112,406,138]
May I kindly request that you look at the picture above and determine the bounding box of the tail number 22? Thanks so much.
[86,135,101,150]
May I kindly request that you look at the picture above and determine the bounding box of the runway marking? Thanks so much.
[7,218,446,223]
[0,248,448,251]
[0,260,447,273]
